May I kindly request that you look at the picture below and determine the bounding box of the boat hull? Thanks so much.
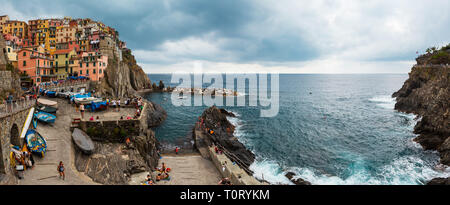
[25,129,47,157]
[72,128,95,154]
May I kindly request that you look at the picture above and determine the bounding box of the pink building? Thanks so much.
[75,52,108,81]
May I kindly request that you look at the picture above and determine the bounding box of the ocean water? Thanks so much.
[145,74,450,185]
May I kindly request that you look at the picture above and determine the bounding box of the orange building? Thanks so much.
[75,52,107,81]
[17,46,55,85]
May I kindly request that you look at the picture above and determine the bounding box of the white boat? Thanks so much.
[37,98,58,108]
[74,97,103,104]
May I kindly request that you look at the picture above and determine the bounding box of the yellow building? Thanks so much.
[2,20,28,39]
[0,15,9,33]
[52,48,77,79]
[5,45,18,69]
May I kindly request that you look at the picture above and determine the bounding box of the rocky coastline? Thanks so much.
[194,106,310,185]
[392,45,450,184]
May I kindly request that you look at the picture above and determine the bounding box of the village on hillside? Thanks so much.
[0,15,127,86]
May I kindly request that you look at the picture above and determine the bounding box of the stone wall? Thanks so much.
[78,103,148,142]
[0,107,32,184]
[0,71,13,91]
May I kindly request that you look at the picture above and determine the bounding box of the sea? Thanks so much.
[145,74,450,185]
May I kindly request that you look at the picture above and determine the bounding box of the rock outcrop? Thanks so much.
[285,172,311,185]
[0,34,22,100]
[96,47,151,98]
[198,106,255,169]
[392,45,450,184]
[146,101,167,128]
[74,131,159,185]
[426,177,450,185]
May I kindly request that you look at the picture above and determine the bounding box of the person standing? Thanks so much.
[57,161,65,180]
[80,104,85,119]
[175,147,179,155]
[117,99,121,112]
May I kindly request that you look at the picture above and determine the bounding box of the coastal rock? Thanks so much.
[96,48,151,98]
[426,177,450,185]
[393,45,450,184]
[199,106,255,169]
[285,172,311,185]
[392,50,450,164]
[74,142,149,184]
[146,101,167,128]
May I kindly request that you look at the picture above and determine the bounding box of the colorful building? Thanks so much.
[76,52,107,81]
[17,46,54,85]
[52,48,77,80]
[5,45,18,69]
[0,15,9,33]
[2,20,28,39]
[56,25,76,44]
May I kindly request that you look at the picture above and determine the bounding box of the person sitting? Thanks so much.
[89,116,94,121]
[218,177,231,185]
[126,115,132,120]
[96,116,100,121]
[156,173,162,181]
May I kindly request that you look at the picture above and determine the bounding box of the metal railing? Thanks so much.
[0,97,36,118]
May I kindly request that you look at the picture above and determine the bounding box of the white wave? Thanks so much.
[250,160,293,185]
[226,112,250,146]
[369,95,396,109]
[250,155,450,185]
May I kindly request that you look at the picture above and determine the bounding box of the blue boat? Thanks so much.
[34,111,56,123]
[32,117,37,129]
[25,129,47,157]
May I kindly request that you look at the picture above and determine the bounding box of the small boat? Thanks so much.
[72,128,95,154]
[34,111,56,123]
[32,117,37,129]
[25,129,47,157]
[36,105,58,114]
[74,97,101,104]
[37,98,58,108]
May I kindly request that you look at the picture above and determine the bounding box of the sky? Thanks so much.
[1,0,449,73]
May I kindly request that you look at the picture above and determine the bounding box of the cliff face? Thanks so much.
[96,44,151,98]
[392,47,450,166]
[0,34,22,100]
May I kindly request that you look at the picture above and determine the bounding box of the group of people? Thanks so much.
[155,162,171,181]
[10,147,35,179]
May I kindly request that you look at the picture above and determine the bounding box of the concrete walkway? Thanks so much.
[155,154,221,185]
[18,98,97,185]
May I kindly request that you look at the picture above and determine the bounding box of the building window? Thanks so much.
[99,69,102,74]
[86,69,89,75]
[23,61,26,66]
[23,52,26,56]
[93,69,96,74]
[80,70,82,75]
[93,62,96,67]
[86,63,89,67]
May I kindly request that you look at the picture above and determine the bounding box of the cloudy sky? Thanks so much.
[1,0,448,73]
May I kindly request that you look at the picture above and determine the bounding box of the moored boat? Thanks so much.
[37,98,58,108]
[25,129,47,157]
[34,111,56,123]
[36,105,58,114]
[72,128,95,154]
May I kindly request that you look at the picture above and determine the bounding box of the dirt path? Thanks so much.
[18,98,97,185]
[155,154,221,185]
